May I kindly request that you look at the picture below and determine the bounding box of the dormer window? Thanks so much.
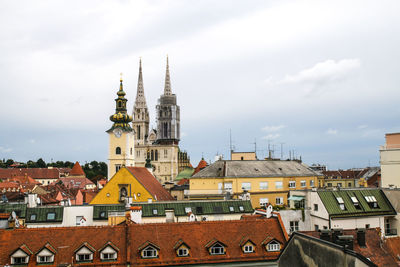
[11,248,30,265]
[364,196,379,208]
[266,241,281,252]
[351,196,361,210]
[244,244,254,253]
[47,212,55,221]
[177,247,189,257]
[75,243,95,263]
[100,244,118,261]
[36,249,54,263]
[209,242,225,255]
[142,246,158,258]
[30,214,37,221]
[336,197,346,210]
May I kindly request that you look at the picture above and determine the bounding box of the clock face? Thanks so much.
[113,128,122,138]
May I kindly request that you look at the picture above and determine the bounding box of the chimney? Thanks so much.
[356,228,366,247]
[331,228,343,243]
[337,235,353,250]
[27,193,38,208]
[130,206,142,224]
[165,209,175,223]
[319,229,331,242]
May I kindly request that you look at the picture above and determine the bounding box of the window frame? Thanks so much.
[275,197,283,205]
[266,241,280,252]
[142,246,158,258]
[259,182,268,190]
[275,181,283,189]
[243,244,254,253]
[288,181,296,188]
[177,247,189,257]
[210,243,225,255]
[47,212,56,221]
[241,182,251,191]
[300,180,306,187]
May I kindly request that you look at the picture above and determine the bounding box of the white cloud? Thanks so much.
[262,134,280,140]
[326,128,338,135]
[279,59,361,85]
[262,125,286,132]
[0,146,12,153]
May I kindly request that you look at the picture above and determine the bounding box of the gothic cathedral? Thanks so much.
[107,57,190,183]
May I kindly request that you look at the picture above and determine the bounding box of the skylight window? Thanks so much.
[364,195,379,208]
[350,197,358,203]
[185,207,192,213]
[336,197,344,204]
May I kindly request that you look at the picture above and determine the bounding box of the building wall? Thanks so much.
[189,176,318,208]
[231,152,257,161]
[324,179,355,188]
[61,206,93,227]
[279,209,312,234]
[331,216,384,231]
[108,131,135,180]
[138,213,247,224]
[380,148,400,187]
[90,168,154,205]
[310,191,330,230]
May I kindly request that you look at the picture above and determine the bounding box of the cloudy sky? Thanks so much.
[1,0,399,169]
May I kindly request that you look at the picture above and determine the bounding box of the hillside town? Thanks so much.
[0,56,400,267]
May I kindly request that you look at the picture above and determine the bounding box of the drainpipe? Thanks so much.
[126,223,131,266]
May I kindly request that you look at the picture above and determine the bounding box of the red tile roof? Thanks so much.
[126,167,174,201]
[0,181,19,190]
[10,175,41,185]
[0,168,60,180]
[69,162,86,176]
[0,217,287,266]
[59,177,94,189]
[193,159,208,175]
[301,228,398,266]
[384,236,400,265]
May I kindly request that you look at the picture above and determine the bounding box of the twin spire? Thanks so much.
[134,56,172,109]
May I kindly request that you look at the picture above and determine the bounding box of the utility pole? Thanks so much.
[280,143,285,160]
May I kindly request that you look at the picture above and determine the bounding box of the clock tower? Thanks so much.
[107,76,135,180]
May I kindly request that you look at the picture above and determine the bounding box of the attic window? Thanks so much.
[10,249,29,264]
[76,246,94,262]
[364,196,379,208]
[30,214,37,221]
[100,211,106,218]
[239,206,244,212]
[152,209,158,215]
[351,196,361,210]
[177,247,189,257]
[37,248,54,263]
[100,245,118,261]
[210,243,225,255]
[142,246,158,258]
[229,206,234,212]
[266,241,280,252]
[336,197,345,211]
[47,212,56,221]
[243,244,254,253]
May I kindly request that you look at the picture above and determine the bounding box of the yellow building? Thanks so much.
[90,167,174,205]
[189,160,321,208]
[231,152,257,161]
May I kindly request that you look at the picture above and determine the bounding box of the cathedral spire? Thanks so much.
[164,55,172,96]
[134,58,147,109]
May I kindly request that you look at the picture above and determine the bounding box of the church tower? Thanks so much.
[107,75,135,180]
[155,56,180,145]
[132,59,150,146]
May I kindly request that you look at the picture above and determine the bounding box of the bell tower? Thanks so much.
[132,59,150,146]
[106,75,135,180]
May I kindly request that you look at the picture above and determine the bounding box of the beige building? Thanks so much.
[130,58,189,183]
[231,152,257,161]
[380,133,400,187]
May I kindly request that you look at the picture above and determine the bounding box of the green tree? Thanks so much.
[36,158,46,168]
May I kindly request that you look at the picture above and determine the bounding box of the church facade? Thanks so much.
[107,57,190,183]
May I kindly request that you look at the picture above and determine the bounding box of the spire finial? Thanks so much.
[164,55,172,95]
[134,58,147,109]
[120,72,123,82]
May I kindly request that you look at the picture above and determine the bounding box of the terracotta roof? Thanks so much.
[126,167,174,201]
[301,228,398,266]
[0,168,60,180]
[0,213,9,219]
[0,182,19,189]
[0,216,287,266]
[9,175,41,185]
[69,162,86,176]
[193,159,208,175]
[59,177,94,189]
[385,236,400,265]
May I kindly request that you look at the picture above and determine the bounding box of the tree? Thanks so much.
[36,158,46,168]
[5,159,14,168]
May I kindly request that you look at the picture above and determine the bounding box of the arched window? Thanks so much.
[116,147,121,155]
[155,150,158,161]
[151,150,154,161]
[120,187,127,201]
[137,125,141,140]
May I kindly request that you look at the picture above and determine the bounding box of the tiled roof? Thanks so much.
[126,167,174,201]
[0,203,26,218]
[69,162,86,176]
[59,177,94,189]
[131,200,253,217]
[25,206,64,223]
[192,160,320,178]
[193,159,208,175]
[301,228,398,266]
[317,189,396,218]
[0,168,60,180]
[385,236,400,265]
[9,175,41,185]
[92,204,125,220]
[0,181,19,189]
[0,216,287,266]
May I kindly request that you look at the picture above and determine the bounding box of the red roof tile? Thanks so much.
[126,167,174,201]
[0,168,60,180]
[59,177,94,189]
[69,162,86,176]
[301,228,398,266]
[193,159,208,175]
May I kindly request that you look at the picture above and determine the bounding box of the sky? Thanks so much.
[0,0,399,170]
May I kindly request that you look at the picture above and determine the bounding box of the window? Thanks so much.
[310,180,314,187]
[259,198,269,207]
[244,245,254,253]
[115,147,121,155]
[76,246,93,262]
[130,147,132,155]
[267,241,280,252]
[76,216,83,225]
[47,212,56,220]
[365,224,370,229]
[155,150,158,161]
[314,204,318,211]
[289,181,296,188]
[210,243,225,255]
[259,182,268,190]
[30,214,37,221]
[177,248,189,257]
[337,183,342,187]
[275,181,283,189]
[12,257,28,264]
[348,182,352,187]
[239,206,244,211]
[364,196,379,208]
[142,246,158,258]
[37,255,53,263]
[229,206,234,212]
[185,207,192,213]
[327,183,332,187]
[314,224,319,231]
[300,180,306,187]
[153,209,158,215]
[78,254,92,261]
[224,182,233,193]
[276,197,283,205]
[100,211,106,218]
[100,245,117,261]
[336,197,346,210]
[290,221,299,232]
[241,182,251,191]
[115,164,122,173]
[164,149,168,158]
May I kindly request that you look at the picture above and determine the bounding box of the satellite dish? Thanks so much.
[11,211,16,219]
[266,205,273,218]
[11,211,20,228]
